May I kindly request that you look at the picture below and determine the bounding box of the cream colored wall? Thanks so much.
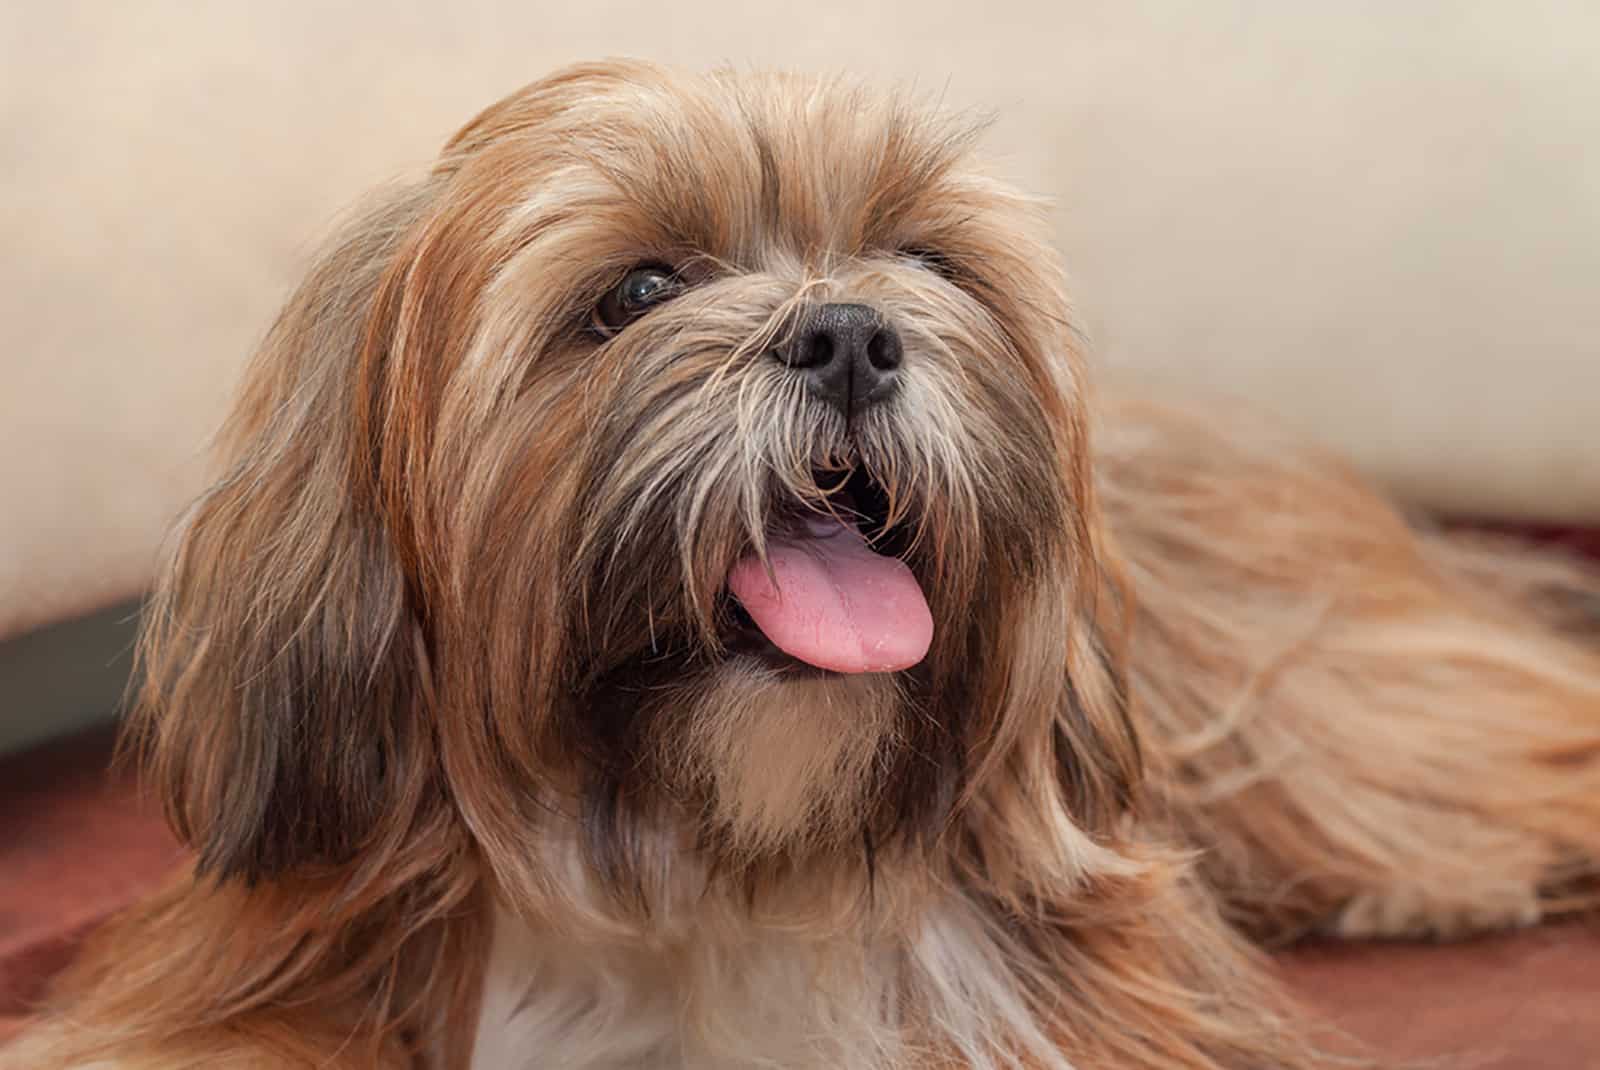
[3,1,1598,641]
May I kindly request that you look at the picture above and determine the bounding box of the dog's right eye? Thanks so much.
[592,264,682,336]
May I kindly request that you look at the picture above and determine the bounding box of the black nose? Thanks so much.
[774,302,902,418]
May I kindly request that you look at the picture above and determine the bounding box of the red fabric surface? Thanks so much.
[0,730,183,1042]
[1281,924,1600,1069]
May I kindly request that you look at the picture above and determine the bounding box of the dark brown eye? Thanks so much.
[592,263,681,335]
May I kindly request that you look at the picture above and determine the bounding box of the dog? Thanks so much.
[11,60,1600,1070]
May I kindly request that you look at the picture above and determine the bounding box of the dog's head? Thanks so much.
[135,61,1140,901]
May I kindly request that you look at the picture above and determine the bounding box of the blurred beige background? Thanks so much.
[3,0,1599,644]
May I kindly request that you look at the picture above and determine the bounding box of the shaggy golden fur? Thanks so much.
[8,61,1600,1070]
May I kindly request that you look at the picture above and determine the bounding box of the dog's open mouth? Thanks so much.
[724,468,933,675]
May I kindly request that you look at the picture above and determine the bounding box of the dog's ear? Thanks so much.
[128,184,442,884]
[1057,550,1143,833]
[990,214,1146,839]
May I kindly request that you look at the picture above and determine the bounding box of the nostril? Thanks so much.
[782,329,835,369]
[807,332,834,369]
[865,328,902,371]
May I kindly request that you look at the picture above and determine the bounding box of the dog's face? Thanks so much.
[139,62,1139,897]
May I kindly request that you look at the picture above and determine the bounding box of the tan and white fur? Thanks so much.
[8,61,1600,1070]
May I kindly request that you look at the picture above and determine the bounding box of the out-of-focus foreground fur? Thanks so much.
[8,61,1600,1070]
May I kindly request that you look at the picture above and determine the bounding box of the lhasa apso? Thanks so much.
[12,60,1600,1070]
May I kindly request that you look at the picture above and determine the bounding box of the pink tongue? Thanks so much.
[727,516,933,674]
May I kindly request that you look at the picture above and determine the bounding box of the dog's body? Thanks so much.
[10,62,1600,1070]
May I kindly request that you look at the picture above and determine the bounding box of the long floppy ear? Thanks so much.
[947,194,1148,899]
[127,182,441,884]
[1050,349,1145,837]
[983,190,1146,829]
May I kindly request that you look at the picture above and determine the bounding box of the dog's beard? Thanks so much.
[514,266,1075,871]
